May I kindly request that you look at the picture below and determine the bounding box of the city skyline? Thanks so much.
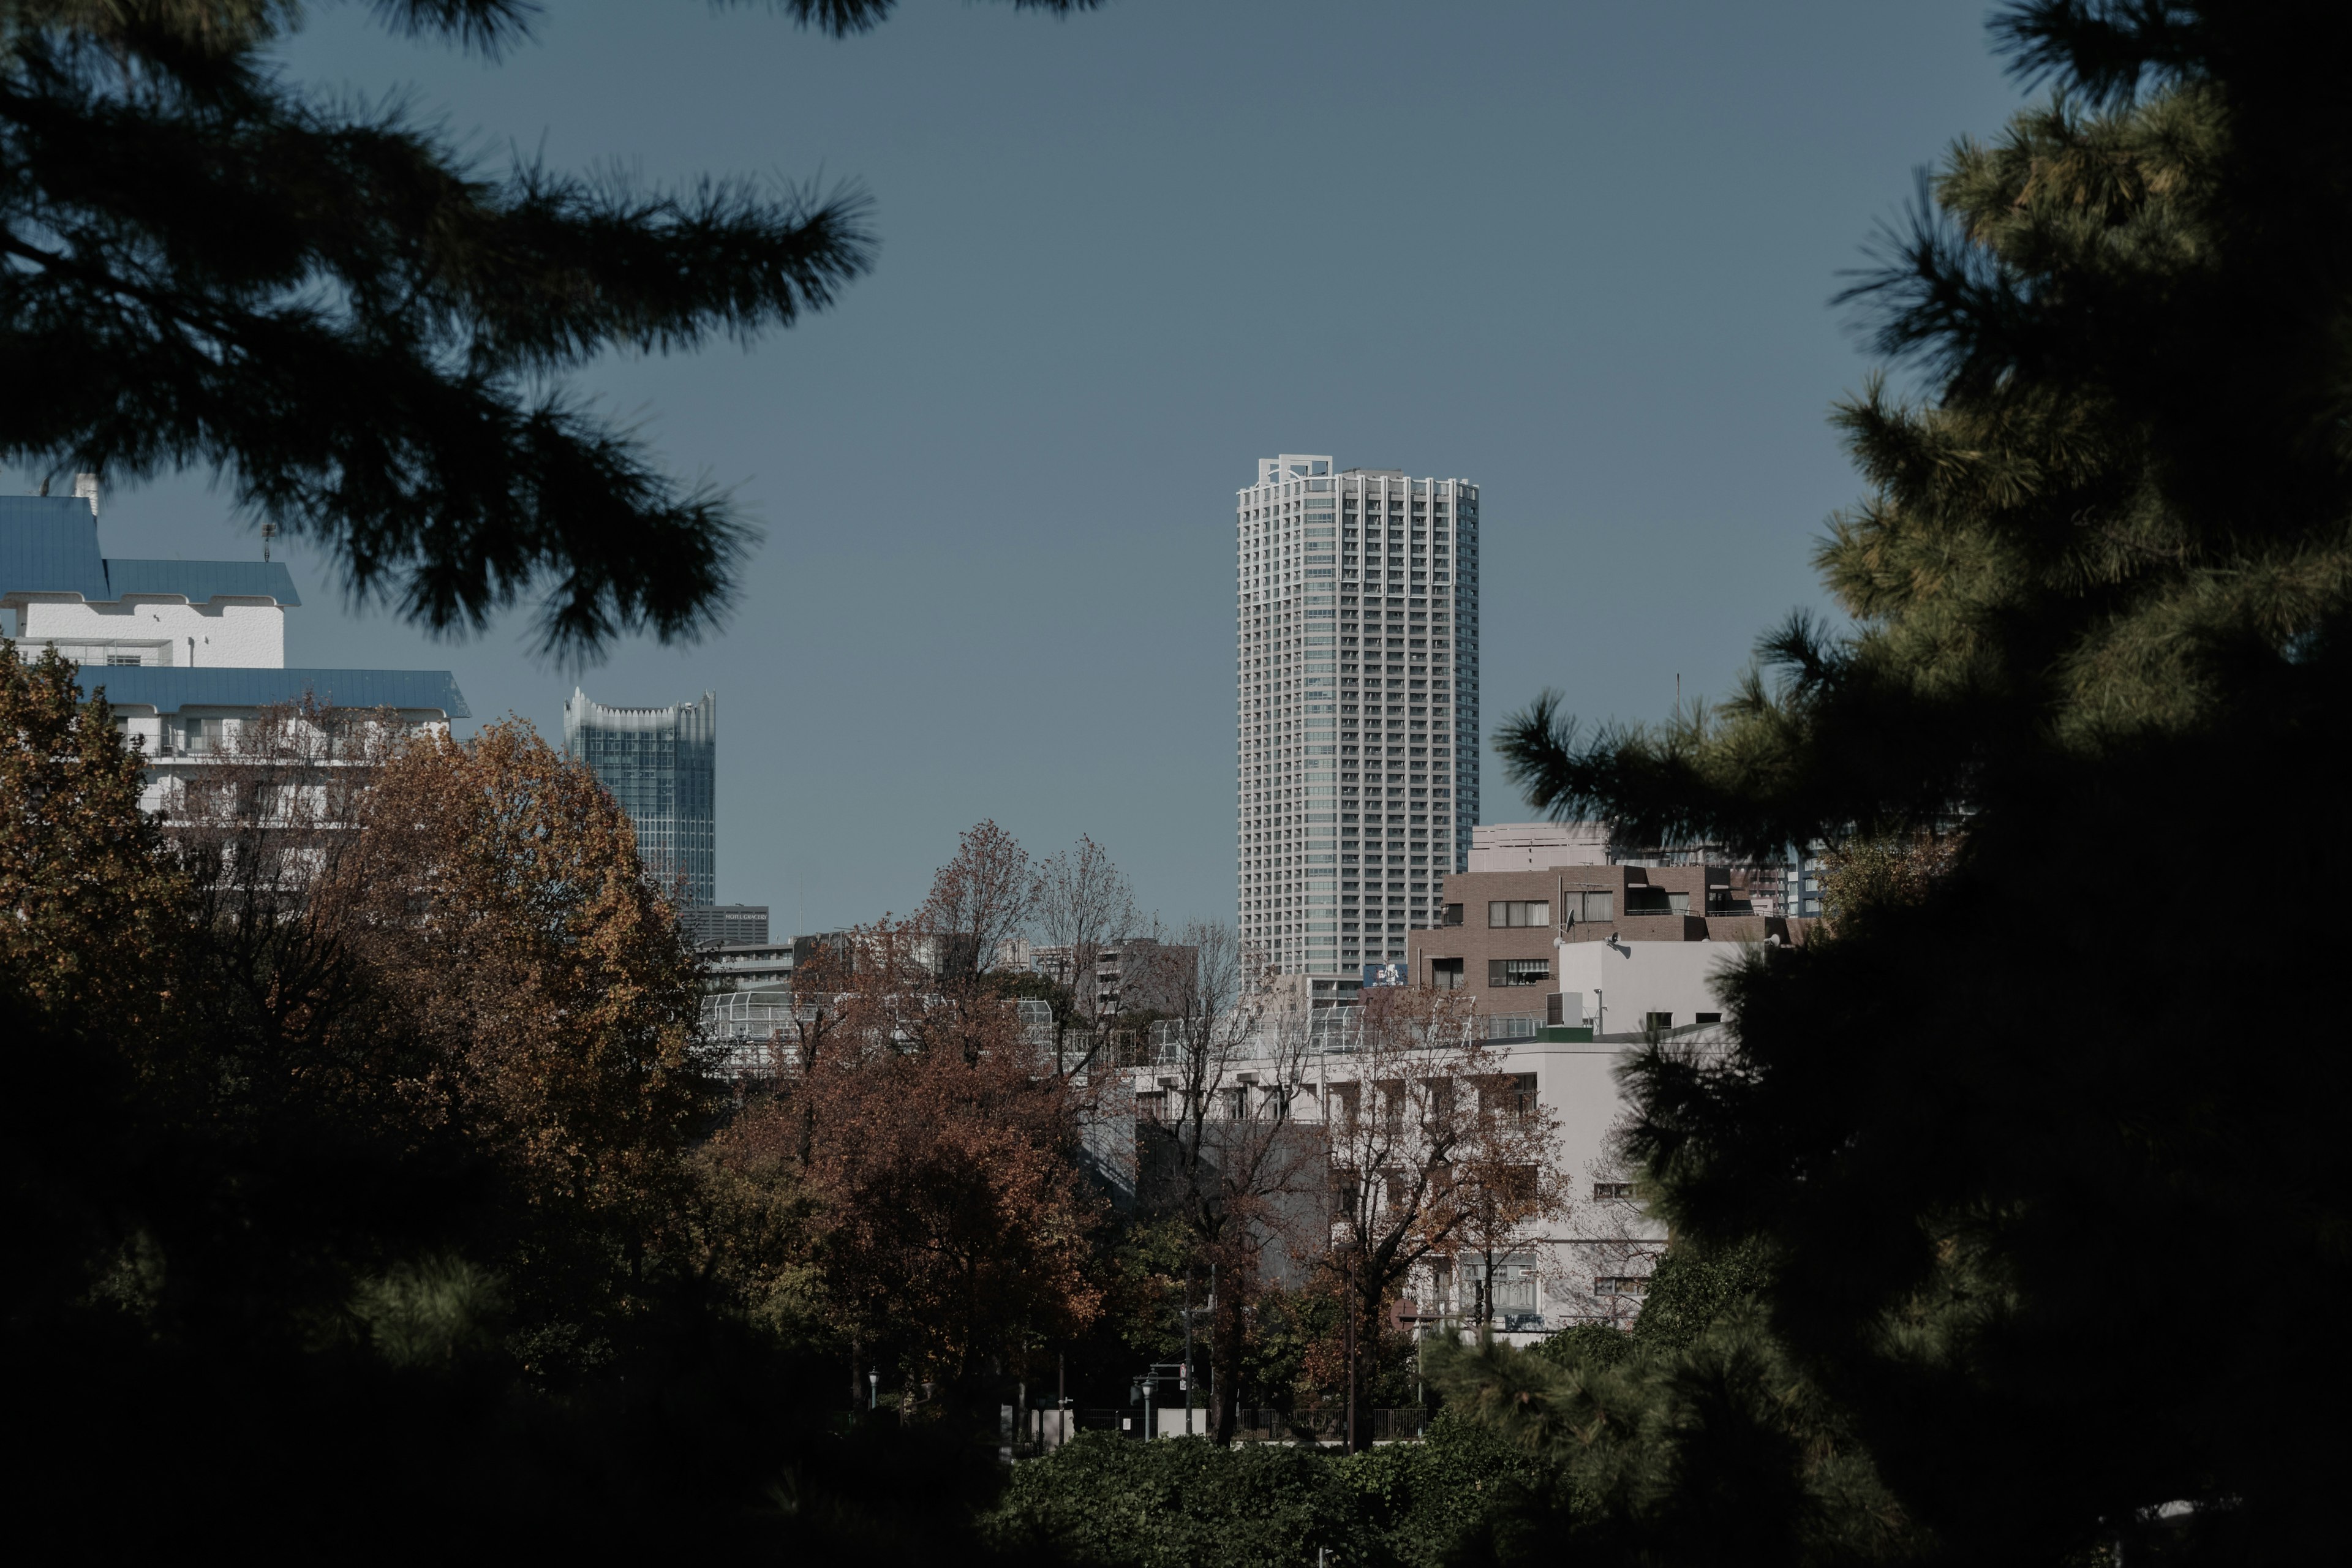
[1,3,2030,931]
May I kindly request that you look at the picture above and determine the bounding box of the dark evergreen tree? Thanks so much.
[0,0,1091,655]
[1490,4,2352,1561]
[1430,1241,1913,1568]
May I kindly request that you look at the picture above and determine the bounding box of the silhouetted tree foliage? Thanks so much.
[1430,1240,1910,1568]
[987,1411,1547,1568]
[0,0,1091,656]
[1484,4,2352,1562]
[0,657,1019,1555]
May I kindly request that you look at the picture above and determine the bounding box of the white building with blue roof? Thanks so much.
[2,484,469,806]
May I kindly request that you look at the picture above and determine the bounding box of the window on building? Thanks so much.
[1480,1073,1539,1121]
[1488,900,1550,927]
[1470,1256,1540,1314]
[1695,1012,1722,1025]
[1594,1276,1649,1296]
[1430,957,1464,990]
[1644,1011,1674,1031]
[1442,902,1463,926]
[1489,958,1548,987]
[1593,1182,1636,1200]
[1575,891,1614,921]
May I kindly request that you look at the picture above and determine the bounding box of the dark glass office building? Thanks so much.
[564,687,717,907]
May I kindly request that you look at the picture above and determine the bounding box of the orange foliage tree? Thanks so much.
[0,646,187,1035]
[335,719,717,1320]
[710,917,1105,1409]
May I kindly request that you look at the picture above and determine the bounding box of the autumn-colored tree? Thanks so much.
[1446,1069,1572,1335]
[805,1007,1101,1403]
[1317,986,1568,1452]
[2,681,494,1355]
[0,644,187,1034]
[917,819,1035,981]
[1137,920,1322,1444]
[706,916,1104,1412]
[335,719,718,1330]
[0,674,1041,1547]
[163,701,420,1130]
[1,644,197,1321]
[1033,833,1136,1036]
[5,675,459,1343]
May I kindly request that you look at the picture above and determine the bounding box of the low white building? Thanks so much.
[1126,1000,1709,1345]
[2,486,469,808]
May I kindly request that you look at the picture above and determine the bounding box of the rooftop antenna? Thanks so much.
[260,521,277,562]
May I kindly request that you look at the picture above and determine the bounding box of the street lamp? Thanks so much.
[867,1366,878,1411]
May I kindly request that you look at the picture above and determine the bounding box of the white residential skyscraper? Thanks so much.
[1235,454,1480,994]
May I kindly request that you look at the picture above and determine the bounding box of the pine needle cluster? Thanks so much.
[1,0,1091,655]
[1483,4,2352,1561]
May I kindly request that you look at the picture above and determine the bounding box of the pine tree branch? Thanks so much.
[1991,2,2206,105]
[0,1,1080,656]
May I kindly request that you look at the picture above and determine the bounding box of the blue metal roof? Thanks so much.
[0,496,110,600]
[1,495,299,605]
[102,559,300,606]
[74,666,470,719]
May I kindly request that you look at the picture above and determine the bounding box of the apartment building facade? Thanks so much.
[1407,859,1813,1030]
[1235,453,1480,1002]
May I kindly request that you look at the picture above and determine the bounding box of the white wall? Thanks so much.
[18,596,286,667]
[1509,1038,1669,1336]
[116,713,451,813]
[1467,820,1610,872]
[1516,1038,1640,1194]
[1555,936,1752,1035]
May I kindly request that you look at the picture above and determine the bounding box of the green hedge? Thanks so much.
[982,1411,1544,1568]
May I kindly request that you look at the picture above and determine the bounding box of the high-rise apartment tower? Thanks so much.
[1235,454,1480,990]
[564,688,718,907]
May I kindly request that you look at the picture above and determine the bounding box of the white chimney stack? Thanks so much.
[72,472,99,516]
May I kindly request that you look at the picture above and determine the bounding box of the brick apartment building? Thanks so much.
[1406,834,1811,1030]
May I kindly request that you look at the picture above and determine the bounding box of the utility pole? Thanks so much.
[1344,1256,1357,1453]
[1183,1267,1195,1437]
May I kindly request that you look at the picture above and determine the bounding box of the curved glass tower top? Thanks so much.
[563,687,717,907]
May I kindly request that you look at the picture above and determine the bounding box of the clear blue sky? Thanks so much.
[17,1,2029,933]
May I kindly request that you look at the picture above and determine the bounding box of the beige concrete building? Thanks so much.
[1407,859,1812,1027]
